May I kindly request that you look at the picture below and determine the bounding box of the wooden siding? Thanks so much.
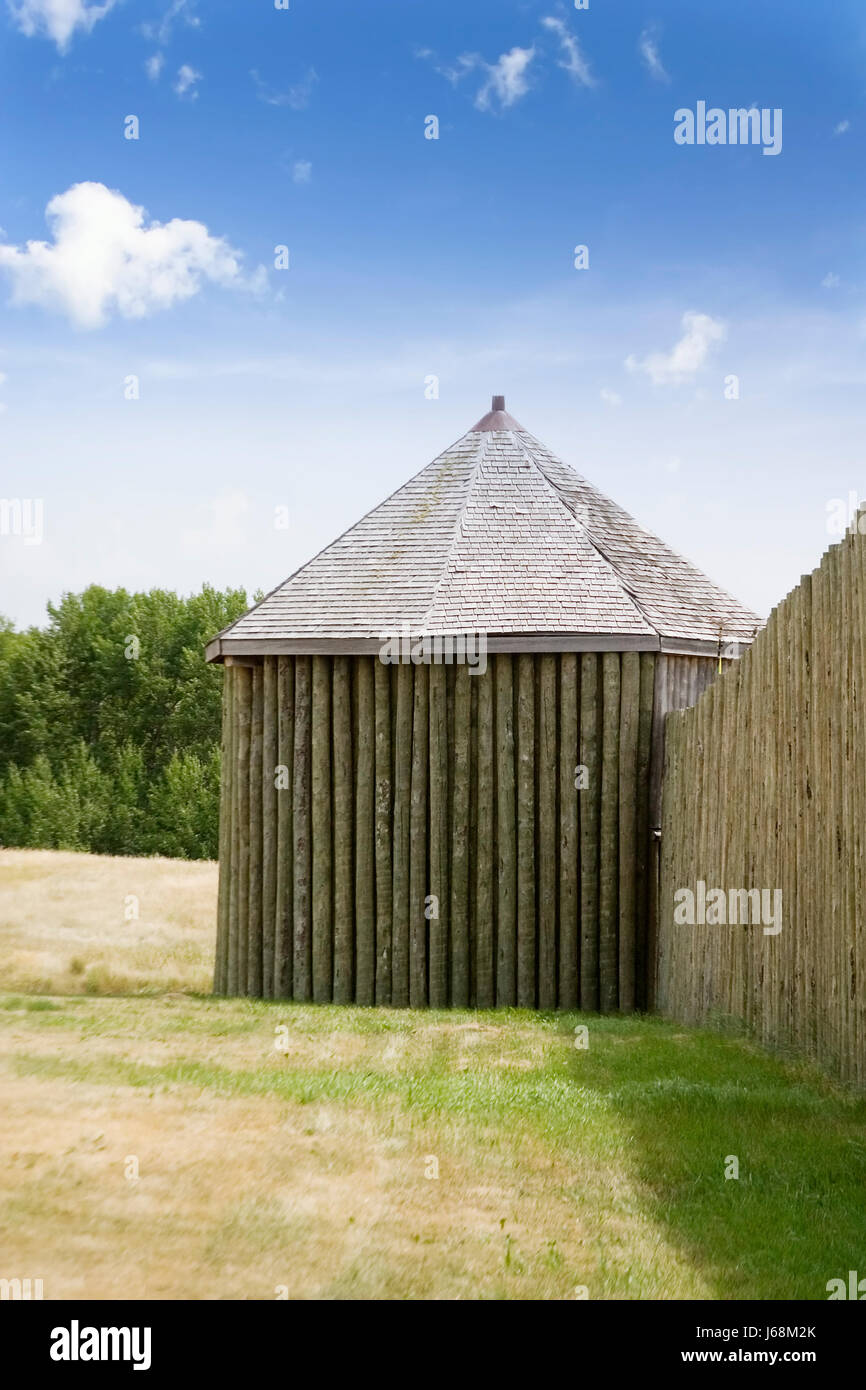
[217,650,719,1009]
[658,524,866,1084]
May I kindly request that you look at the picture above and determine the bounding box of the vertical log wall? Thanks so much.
[215,649,714,1010]
[658,525,866,1085]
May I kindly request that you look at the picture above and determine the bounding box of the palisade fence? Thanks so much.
[214,651,672,1011]
[658,522,866,1085]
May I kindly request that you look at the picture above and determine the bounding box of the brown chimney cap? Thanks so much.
[469,395,524,432]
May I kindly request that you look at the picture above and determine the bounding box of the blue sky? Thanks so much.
[2,0,866,627]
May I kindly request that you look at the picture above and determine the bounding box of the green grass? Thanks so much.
[1,994,863,1299]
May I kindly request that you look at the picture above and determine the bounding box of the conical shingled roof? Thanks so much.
[206,398,760,660]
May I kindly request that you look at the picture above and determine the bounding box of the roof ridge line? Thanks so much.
[526,437,760,633]
[212,425,485,646]
[418,429,490,633]
[513,433,662,638]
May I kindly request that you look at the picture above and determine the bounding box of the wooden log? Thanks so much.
[699,683,716,1024]
[275,657,294,998]
[247,664,264,996]
[656,707,677,1014]
[830,542,846,1073]
[227,668,240,996]
[617,651,640,1013]
[558,654,579,1009]
[778,592,794,1051]
[599,653,621,1012]
[214,667,232,995]
[495,655,517,1005]
[467,668,478,1005]
[516,654,536,1008]
[715,662,733,1020]
[841,535,857,1079]
[235,665,252,997]
[292,656,312,1000]
[728,660,744,1022]
[475,665,495,1008]
[537,655,557,1009]
[635,653,655,1010]
[261,658,278,998]
[332,656,354,1003]
[579,654,601,1011]
[791,583,808,1052]
[450,663,471,1007]
[409,661,430,1007]
[854,527,866,1084]
[374,660,393,1004]
[311,656,333,1003]
[812,561,827,1065]
[354,658,376,1005]
[391,663,413,1007]
[428,662,449,1007]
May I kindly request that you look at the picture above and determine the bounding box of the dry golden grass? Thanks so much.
[1,850,864,1301]
[0,848,216,996]
[0,996,706,1301]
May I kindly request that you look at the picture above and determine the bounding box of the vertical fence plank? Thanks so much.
[292,656,312,1000]
[262,658,278,998]
[450,664,471,1007]
[391,663,413,1007]
[558,654,579,1010]
[248,664,264,996]
[409,662,429,1007]
[429,662,450,1008]
[599,654,621,1013]
[617,652,640,1012]
[635,653,655,1011]
[536,655,557,1011]
[215,668,232,995]
[354,657,375,1005]
[475,665,495,1008]
[516,654,537,1008]
[332,656,354,1004]
[275,657,294,999]
[579,653,601,1011]
[374,660,393,1004]
[235,665,252,997]
[311,657,332,1002]
[495,655,517,1005]
[227,668,241,996]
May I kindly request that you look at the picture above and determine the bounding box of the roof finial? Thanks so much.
[492,395,505,412]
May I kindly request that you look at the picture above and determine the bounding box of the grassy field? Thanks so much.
[1,848,865,1300]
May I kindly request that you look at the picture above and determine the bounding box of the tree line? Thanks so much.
[0,584,253,859]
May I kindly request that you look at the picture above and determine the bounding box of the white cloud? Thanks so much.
[625,311,726,385]
[141,0,199,47]
[600,388,622,406]
[145,52,164,81]
[7,0,116,50]
[0,182,262,329]
[833,119,850,136]
[541,16,595,88]
[446,55,476,85]
[475,46,535,111]
[822,273,841,289]
[639,25,669,83]
[174,63,201,99]
[251,67,318,109]
[292,160,312,184]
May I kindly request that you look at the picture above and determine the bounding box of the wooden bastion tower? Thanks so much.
[206,397,758,1011]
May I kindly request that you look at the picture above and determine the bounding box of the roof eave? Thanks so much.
[207,631,756,662]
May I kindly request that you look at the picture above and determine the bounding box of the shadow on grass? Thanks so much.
[559,1012,866,1300]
